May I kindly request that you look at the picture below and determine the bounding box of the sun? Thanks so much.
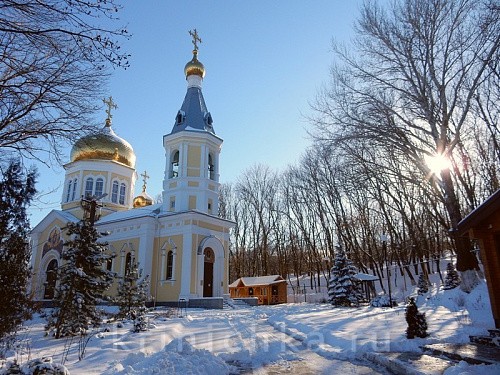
[425,153,451,175]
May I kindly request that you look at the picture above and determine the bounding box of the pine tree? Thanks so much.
[405,297,428,339]
[46,220,114,338]
[417,273,429,295]
[327,246,362,307]
[114,260,150,322]
[443,262,461,290]
[0,161,37,341]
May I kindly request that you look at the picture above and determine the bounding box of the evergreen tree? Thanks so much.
[405,297,428,339]
[327,246,362,307]
[46,220,114,338]
[114,260,150,322]
[443,262,461,290]
[0,161,37,341]
[417,273,429,295]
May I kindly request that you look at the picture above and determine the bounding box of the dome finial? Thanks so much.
[103,96,118,126]
[189,28,202,55]
[185,29,205,79]
[140,170,150,193]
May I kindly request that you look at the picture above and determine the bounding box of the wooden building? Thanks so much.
[457,189,500,329]
[229,275,287,305]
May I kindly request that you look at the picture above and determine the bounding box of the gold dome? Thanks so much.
[70,120,136,168]
[133,191,153,208]
[184,51,205,78]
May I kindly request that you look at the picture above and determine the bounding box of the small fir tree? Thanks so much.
[405,297,428,338]
[327,246,362,307]
[443,262,461,290]
[46,220,114,338]
[0,161,37,341]
[114,260,150,322]
[417,273,429,295]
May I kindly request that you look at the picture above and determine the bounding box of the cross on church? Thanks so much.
[141,170,150,191]
[189,29,202,52]
[103,96,118,122]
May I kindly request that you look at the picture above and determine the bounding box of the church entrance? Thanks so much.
[203,248,214,297]
[43,259,58,299]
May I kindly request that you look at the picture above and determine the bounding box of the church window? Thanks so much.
[119,183,126,205]
[171,151,179,178]
[124,252,132,276]
[176,110,185,125]
[111,181,119,203]
[208,153,215,180]
[85,177,94,197]
[66,180,72,202]
[71,178,78,201]
[166,250,173,279]
[95,177,104,197]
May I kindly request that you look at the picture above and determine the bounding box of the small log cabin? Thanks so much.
[229,275,287,305]
[457,188,500,329]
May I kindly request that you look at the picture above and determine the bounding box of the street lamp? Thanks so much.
[380,234,393,307]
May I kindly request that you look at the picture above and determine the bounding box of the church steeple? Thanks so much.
[162,30,223,215]
[170,29,214,135]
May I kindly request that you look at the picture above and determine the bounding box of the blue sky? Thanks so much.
[29,0,362,226]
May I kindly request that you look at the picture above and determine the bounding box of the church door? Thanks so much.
[43,259,58,299]
[203,248,214,297]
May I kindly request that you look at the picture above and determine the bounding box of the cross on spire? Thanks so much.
[189,29,202,52]
[103,96,118,125]
[140,170,150,192]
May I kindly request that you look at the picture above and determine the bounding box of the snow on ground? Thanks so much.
[2,280,499,374]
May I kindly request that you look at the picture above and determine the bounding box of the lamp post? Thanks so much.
[380,234,393,307]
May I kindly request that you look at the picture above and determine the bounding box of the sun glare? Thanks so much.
[425,153,451,175]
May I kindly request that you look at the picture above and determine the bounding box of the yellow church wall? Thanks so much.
[187,145,201,177]
[188,196,196,210]
[192,220,226,233]
[191,234,199,294]
[150,234,183,302]
[188,181,199,187]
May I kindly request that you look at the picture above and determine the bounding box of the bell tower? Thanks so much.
[162,30,222,216]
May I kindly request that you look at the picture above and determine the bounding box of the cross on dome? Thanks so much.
[140,170,150,192]
[103,96,118,125]
[189,29,202,52]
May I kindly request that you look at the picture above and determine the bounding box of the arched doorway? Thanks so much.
[43,259,58,299]
[203,248,215,297]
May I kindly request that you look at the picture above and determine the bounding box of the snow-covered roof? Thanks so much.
[353,273,379,281]
[229,275,286,288]
[96,203,164,225]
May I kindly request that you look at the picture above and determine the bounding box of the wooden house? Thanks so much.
[457,188,500,329]
[229,275,287,305]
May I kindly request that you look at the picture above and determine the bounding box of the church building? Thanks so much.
[30,31,235,308]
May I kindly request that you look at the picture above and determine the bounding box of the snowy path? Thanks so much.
[182,309,387,374]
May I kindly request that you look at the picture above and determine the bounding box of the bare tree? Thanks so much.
[0,0,130,163]
[310,0,499,291]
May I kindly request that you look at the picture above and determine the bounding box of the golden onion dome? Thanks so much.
[133,191,154,208]
[70,120,136,168]
[184,51,205,78]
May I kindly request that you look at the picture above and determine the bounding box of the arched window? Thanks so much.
[95,177,104,197]
[111,181,119,203]
[71,178,78,201]
[119,183,126,205]
[208,153,215,180]
[43,259,58,299]
[85,177,94,197]
[124,252,132,276]
[166,250,173,280]
[171,151,179,178]
[66,180,73,202]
